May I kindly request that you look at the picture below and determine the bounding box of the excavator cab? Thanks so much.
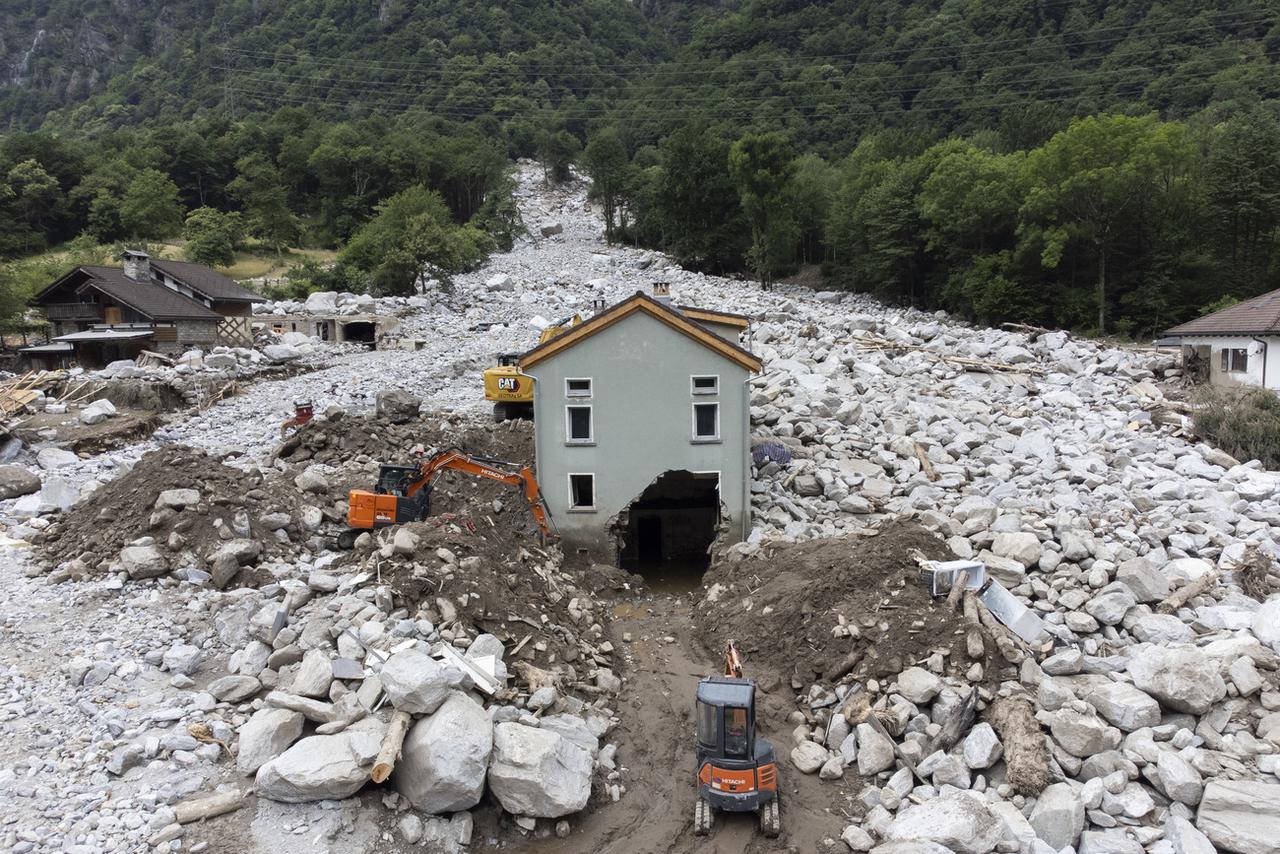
[694,676,780,837]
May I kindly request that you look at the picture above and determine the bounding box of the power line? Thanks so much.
[217,8,1279,77]
[220,55,1278,121]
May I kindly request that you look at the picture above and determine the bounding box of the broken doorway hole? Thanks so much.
[342,321,377,348]
[616,470,722,592]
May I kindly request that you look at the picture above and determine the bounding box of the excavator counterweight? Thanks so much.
[339,448,554,548]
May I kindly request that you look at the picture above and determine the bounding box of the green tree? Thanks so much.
[1021,114,1195,334]
[582,128,630,244]
[183,207,244,267]
[119,168,184,239]
[728,133,797,289]
[340,186,492,295]
[229,154,299,259]
[1204,110,1280,295]
[536,128,581,185]
[652,123,747,272]
[7,159,62,251]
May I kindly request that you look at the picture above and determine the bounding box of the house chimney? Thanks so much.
[651,282,672,306]
[590,297,608,315]
[122,250,151,283]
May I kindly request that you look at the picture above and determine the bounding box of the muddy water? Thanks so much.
[511,596,849,854]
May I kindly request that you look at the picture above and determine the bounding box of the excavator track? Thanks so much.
[759,797,781,838]
[693,797,712,836]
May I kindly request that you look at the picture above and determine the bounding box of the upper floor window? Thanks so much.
[566,405,593,444]
[691,375,719,395]
[692,402,720,442]
[566,378,593,397]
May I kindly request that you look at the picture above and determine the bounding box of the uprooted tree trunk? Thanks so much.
[988,695,1052,796]
[1157,568,1221,614]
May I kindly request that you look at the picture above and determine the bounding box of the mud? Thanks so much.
[694,521,997,686]
[509,594,849,854]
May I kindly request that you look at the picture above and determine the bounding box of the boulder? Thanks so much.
[263,344,301,363]
[254,717,384,802]
[1116,557,1170,603]
[0,465,40,499]
[1195,779,1280,854]
[380,647,455,714]
[376,389,421,424]
[961,722,1003,770]
[896,667,942,704]
[1049,708,1115,757]
[991,532,1042,567]
[1084,582,1137,626]
[155,488,201,510]
[1253,597,1280,650]
[162,644,203,676]
[790,741,827,773]
[1127,646,1226,714]
[118,544,167,579]
[1085,682,1161,732]
[881,793,1005,854]
[1156,750,1204,806]
[1030,782,1085,850]
[209,674,262,702]
[1166,815,1216,854]
[394,692,492,812]
[856,722,896,776]
[79,398,117,425]
[1077,830,1145,854]
[487,722,592,818]
[539,222,564,238]
[290,648,333,698]
[304,291,339,312]
[36,447,78,469]
[236,708,305,775]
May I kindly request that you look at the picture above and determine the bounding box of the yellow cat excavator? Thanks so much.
[483,313,583,421]
[694,641,780,838]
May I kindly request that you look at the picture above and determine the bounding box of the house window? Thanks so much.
[1221,348,1249,373]
[566,405,593,444]
[693,402,720,441]
[691,375,719,395]
[568,473,595,510]
[566,378,593,398]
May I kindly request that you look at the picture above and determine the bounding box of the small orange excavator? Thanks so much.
[340,448,554,549]
[694,640,780,838]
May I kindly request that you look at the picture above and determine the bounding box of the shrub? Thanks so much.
[1192,386,1280,469]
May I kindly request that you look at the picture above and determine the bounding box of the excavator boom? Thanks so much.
[344,448,555,545]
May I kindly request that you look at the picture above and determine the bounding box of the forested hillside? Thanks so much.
[3,0,1280,336]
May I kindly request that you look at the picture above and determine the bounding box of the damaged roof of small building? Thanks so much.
[1165,288,1280,336]
[150,259,266,303]
[37,266,222,321]
[519,291,762,372]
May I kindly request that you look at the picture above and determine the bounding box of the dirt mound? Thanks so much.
[40,446,302,571]
[694,520,994,686]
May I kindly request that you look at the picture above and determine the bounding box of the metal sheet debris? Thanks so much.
[331,657,364,680]
[979,579,1048,644]
[436,644,499,696]
[919,559,987,597]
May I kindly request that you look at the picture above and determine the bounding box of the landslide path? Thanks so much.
[515,594,846,854]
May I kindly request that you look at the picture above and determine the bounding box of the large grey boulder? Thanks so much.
[881,793,1004,854]
[1253,597,1280,650]
[1166,815,1216,854]
[254,717,384,802]
[1116,557,1170,603]
[1196,779,1280,854]
[236,708,305,775]
[380,647,457,714]
[1085,682,1161,732]
[36,447,78,469]
[1078,830,1144,854]
[1156,750,1204,806]
[487,722,592,818]
[290,648,333,699]
[155,488,201,510]
[0,465,40,499]
[375,390,421,424]
[79,398,117,424]
[1127,646,1226,714]
[119,544,167,579]
[1084,582,1137,626]
[1030,782,1085,850]
[394,692,492,812]
[857,722,896,776]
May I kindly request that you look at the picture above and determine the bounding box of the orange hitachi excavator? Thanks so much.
[340,448,554,549]
[694,640,780,838]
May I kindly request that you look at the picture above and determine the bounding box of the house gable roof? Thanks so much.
[35,266,221,321]
[1165,288,1280,336]
[675,305,751,330]
[519,292,762,372]
[150,259,266,303]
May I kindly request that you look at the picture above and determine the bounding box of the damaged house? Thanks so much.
[26,250,265,368]
[1164,288,1280,389]
[519,286,760,574]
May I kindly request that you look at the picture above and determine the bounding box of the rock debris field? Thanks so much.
[1,162,1280,854]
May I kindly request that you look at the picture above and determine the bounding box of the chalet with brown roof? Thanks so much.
[1165,289,1280,389]
[28,250,264,368]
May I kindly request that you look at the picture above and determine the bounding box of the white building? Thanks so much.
[1165,290,1280,389]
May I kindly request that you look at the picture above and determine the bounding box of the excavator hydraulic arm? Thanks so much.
[345,448,555,543]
